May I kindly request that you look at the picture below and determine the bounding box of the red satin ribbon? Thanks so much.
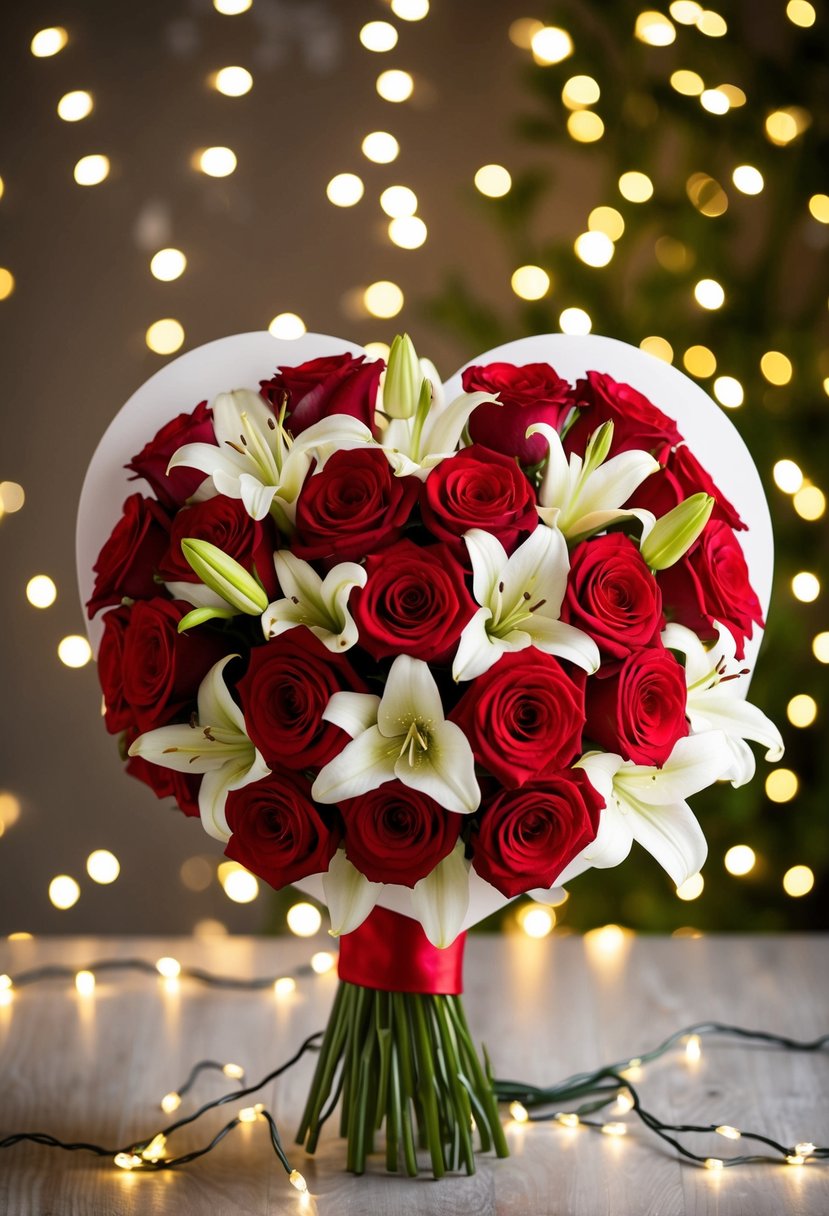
[337,906,466,995]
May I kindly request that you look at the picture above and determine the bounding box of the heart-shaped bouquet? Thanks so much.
[77,330,782,1177]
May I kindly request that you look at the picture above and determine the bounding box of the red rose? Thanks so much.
[627,444,745,533]
[237,627,365,769]
[564,371,682,457]
[451,650,586,788]
[657,520,763,659]
[224,771,339,889]
[420,445,538,556]
[585,646,688,767]
[86,493,171,618]
[125,737,201,817]
[261,353,383,436]
[340,781,462,886]
[126,401,217,509]
[293,447,418,564]
[472,771,603,898]
[462,361,572,464]
[562,533,663,662]
[352,540,476,664]
[158,496,278,599]
[120,598,227,733]
[98,605,133,733]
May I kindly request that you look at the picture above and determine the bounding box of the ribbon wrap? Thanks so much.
[337,906,466,995]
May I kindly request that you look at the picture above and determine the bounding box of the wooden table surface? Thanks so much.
[1,933,827,1215]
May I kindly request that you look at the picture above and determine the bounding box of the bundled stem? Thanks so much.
[296,981,509,1176]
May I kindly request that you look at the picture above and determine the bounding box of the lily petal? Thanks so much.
[464,529,506,607]
[525,616,600,673]
[687,693,784,763]
[626,798,708,889]
[197,656,245,733]
[199,746,269,842]
[452,607,500,683]
[395,720,481,814]
[322,691,381,737]
[422,391,497,458]
[411,842,470,948]
[617,733,733,806]
[323,850,381,937]
[312,726,397,804]
[377,655,444,738]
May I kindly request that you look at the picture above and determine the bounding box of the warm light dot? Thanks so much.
[683,345,716,377]
[58,635,92,668]
[161,1091,182,1113]
[380,184,417,217]
[223,868,259,903]
[773,459,803,494]
[0,176,5,202]
[787,0,816,26]
[732,165,764,195]
[808,194,829,224]
[531,26,574,65]
[718,84,747,108]
[694,278,725,309]
[364,341,390,360]
[391,0,429,18]
[783,865,814,897]
[0,266,13,305]
[559,307,592,335]
[0,794,21,828]
[619,171,653,202]
[289,1169,308,1193]
[794,485,826,521]
[287,902,322,937]
[704,1157,724,1170]
[511,265,551,300]
[474,164,512,197]
[238,1106,257,1123]
[557,1112,580,1128]
[676,873,705,901]
[700,88,730,115]
[376,70,414,103]
[364,280,404,318]
[787,694,817,727]
[87,849,120,884]
[561,75,600,109]
[194,918,228,937]
[113,1152,142,1171]
[326,173,364,207]
[509,18,544,48]
[7,933,30,942]
[389,215,427,249]
[0,975,11,992]
[766,768,799,802]
[764,110,801,146]
[567,111,605,142]
[585,923,628,955]
[635,11,676,46]
[57,90,93,122]
[574,231,614,267]
[519,905,555,938]
[588,206,625,241]
[813,632,829,663]
[360,21,398,52]
[362,131,399,163]
[787,1154,806,1166]
[687,173,728,218]
[26,575,57,608]
[223,1062,245,1078]
[31,27,68,57]
[213,0,252,12]
[268,312,306,340]
[696,10,728,36]
[274,976,297,996]
[655,236,693,272]
[795,1142,817,1156]
[724,845,756,876]
[686,1034,702,1061]
[670,0,703,20]
[197,146,237,177]
[670,69,704,96]
[310,951,336,974]
[0,481,25,512]
[155,956,181,980]
[640,336,673,363]
[145,319,185,356]
[715,1125,741,1140]
[75,970,95,996]
[73,155,110,186]
[510,1101,529,1123]
[150,248,187,282]
[49,875,80,910]
[760,351,792,385]
[602,1122,627,1137]
[213,66,253,96]
[792,572,820,602]
[713,375,743,408]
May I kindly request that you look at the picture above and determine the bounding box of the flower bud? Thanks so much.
[641,493,714,571]
[382,333,422,419]
[181,538,268,615]
[582,420,615,477]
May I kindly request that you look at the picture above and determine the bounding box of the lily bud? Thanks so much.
[181,538,268,615]
[641,493,714,571]
[582,420,615,478]
[382,333,422,419]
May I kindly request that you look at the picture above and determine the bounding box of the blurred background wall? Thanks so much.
[0,0,826,939]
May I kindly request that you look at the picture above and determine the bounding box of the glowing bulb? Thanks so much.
[786,1154,805,1165]
[223,868,259,903]
[141,1133,167,1162]
[150,248,187,281]
[197,146,237,177]
[670,69,704,96]
[713,376,743,409]
[156,957,181,979]
[0,268,13,301]
[213,0,252,12]
[783,865,814,897]
[795,1142,816,1156]
[380,185,417,217]
[287,902,322,937]
[360,21,398,52]
[363,280,404,319]
[773,459,803,494]
[619,171,653,202]
[557,1112,580,1128]
[716,1125,741,1139]
[793,485,825,521]
[213,66,253,96]
[687,173,727,218]
[87,849,120,884]
[588,206,624,241]
[640,336,673,364]
[732,165,764,195]
[559,307,592,335]
[704,1157,724,1170]
[602,1122,627,1136]
[787,0,816,26]
[289,1169,308,1193]
[362,132,399,163]
[31,27,68,57]
[760,351,792,385]
[519,905,555,938]
[511,265,550,300]
[114,1152,142,1170]
[376,70,414,103]
[161,1092,181,1113]
[223,1062,245,1079]
[145,319,185,356]
[696,11,728,36]
[57,90,93,122]
[73,155,110,186]
[766,768,799,802]
[531,26,574,64]
[26,575,57,608]
[49,875,80,910]
[561,75,600,109]
[566,111,604,142]
[274,976,297,997]
[615,1090,634,1113]
[792,572,820,602]
[509,1101,529,1123]
[683,345,716,377]
[474,164,511,197]
[310,951,336,975]
[685,1035,702,1062]
[326,173,364,207]
[676,873,704,901]
[724,845,756,876]
[574,231,614,267]
[0,975,11,991]
[635,11,676,45]
[238,1106,257,1123]
[75,970,95,996]
[58,635,92,668]
[268,312,306,340]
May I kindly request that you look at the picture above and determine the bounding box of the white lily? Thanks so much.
[411,841,470,948]
[322,849,381,937]
[662,621,784,787]
[452,526,600,682]
[530,420,659,541]
[558,733,735,889]
[312,655,480,814]
[381,383,499,480]
[262,551,367,652]
[127,656,270,842]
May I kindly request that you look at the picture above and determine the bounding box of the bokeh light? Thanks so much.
[389,215,427,248]
[31,27,68,57]
[359,21,398,52]
[765,768,799,803]
[363,280,404,318]
[49,875,80,910]
[362,131,399,163]
[683,345,716,377]
[562,75,600,109]
[724,846,756,876]
[87,850,120,884]
[670,69,704,96]
[559,307,592,334]
[57,91,93,122]
[287,902,322,936]
[268,312,306,339]
[773,459,803,494]
[326,173,364,207]
[782,865,814,897]
[213,0,252,12]
[73,155,110,186]
[635,11,676,45]
[694,278,725,309]
[196,146,237,177]
[213,66,253,96]
[0,482,25,512]
[380,185,417,217]
[474,164,511,197]
[640,336,673,363]
[787,694,817,728]
[732,165,764,195]
[518,904,555,938]
[619,171,653,202]
[310,951,336,974]
[760,351,793,385]
[0,268,14,301]
[221,866,259,903]
[150,248,187,281]
[787,0,816,27]
[567,111,604,142]
[376,70,414,103]
[391,0,429,18]
[511,265,551,299]
[713,375,743,408]
[26,575,57,608]
[57,636,92,668]
[676,873,705,901]
[531,26,574,65]
[574,231,614,267]
[793,485,826,521]
[588,206,624,241]
[0,794,21,829]
[792,572,820,602]
[146,319,185,355]
[808,194,829,224]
